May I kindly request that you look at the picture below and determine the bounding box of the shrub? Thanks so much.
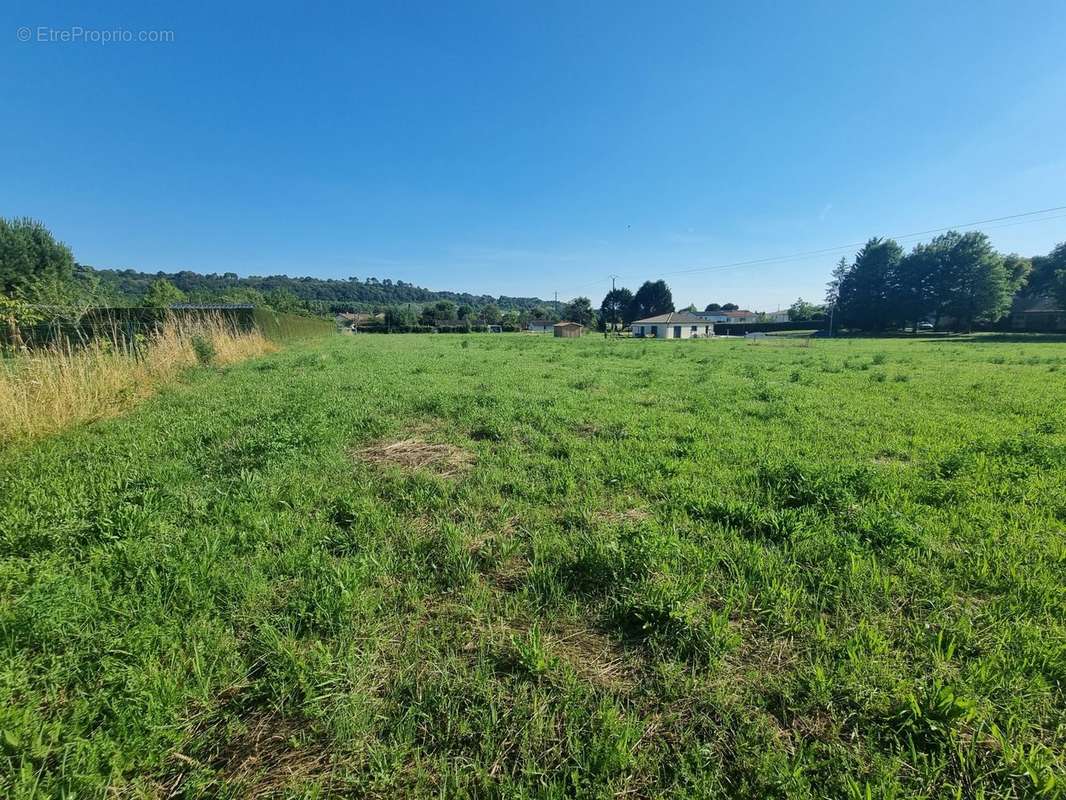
[191,334,216,366]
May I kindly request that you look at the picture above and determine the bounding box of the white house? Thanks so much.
[527,319,554,333]
[631,312,714,339]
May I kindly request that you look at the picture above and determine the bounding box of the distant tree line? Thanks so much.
[828,231,1066,331]
[383,300,564,329]
[84,265,550,316]
[5,217,1064,338]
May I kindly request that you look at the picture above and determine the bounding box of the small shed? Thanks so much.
[553,321,584,338]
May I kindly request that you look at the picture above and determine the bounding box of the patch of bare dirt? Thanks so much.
[353,437,473,476]
[160,714,334,798]
[724,627,799,682]
[480,618,641,692]
[213,715,332,794]
[790,711,834,740]
[549,622,639,691]
[490,554,529,591]
[597,507,651,525]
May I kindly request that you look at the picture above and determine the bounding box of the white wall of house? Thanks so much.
[682,323,712,338]
[633,323,712,339]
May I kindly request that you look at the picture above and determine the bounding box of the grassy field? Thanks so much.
[1,333,1064,798]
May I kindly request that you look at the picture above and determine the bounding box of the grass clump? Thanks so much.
[190,333,217,366]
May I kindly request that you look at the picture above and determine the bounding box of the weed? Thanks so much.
[191,333,217,366]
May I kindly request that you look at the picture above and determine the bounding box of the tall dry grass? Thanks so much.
[0,315,277,443]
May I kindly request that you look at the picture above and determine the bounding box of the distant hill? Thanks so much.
[80,265,551,312]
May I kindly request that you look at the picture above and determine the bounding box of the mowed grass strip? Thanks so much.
[1,334,1064,798]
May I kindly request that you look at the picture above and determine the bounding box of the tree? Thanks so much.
[384,305,417,327]
[1027,243,1065,301]
[598,287,634,330]
[703,303,722,313]
[216,287,267,307]
[0,295,41,350]
[456,304,474,320]
[529,305,554,322]
[903,231,1010,331]
[420,300,458,325]
[266,287,303,313]
[825,257,849,306]
[563,296,596,327]
[835,238,903,330]
[1036,243,1066,309]
[481,303,501,324]
[27,265,113,315]
[141,278,186,308]
[629,280,674,320]
[1003,254,1032,297]
[942,232,1011,330]
[0,217,75,300]
[721,302,739,311]
[787,297,820,321]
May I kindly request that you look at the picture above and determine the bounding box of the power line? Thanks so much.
[552,203,1066,299]
[651,210,1066,282]
[641,204,1066,281]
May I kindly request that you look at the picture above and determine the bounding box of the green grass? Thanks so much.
[2,334,1064,798]
[251,309,336,342]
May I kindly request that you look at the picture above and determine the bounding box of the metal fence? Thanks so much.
[713,321,828,335]
[2,306,333,352]
[3,307,257,351]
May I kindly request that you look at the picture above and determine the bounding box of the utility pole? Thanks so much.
[608,274,620,333]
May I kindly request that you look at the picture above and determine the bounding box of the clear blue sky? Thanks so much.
[3,1,1065,310]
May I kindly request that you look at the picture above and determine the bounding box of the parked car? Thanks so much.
[918,322,934,331]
